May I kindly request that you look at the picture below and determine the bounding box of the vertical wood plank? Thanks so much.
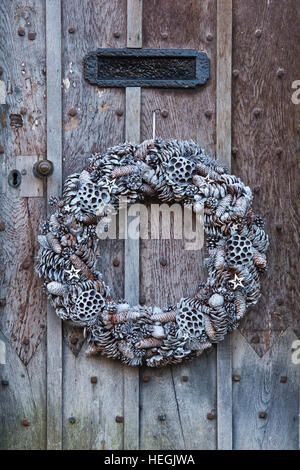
[140,0,217,450]
[127,0,143,48]
[232,329,300,450]
[231,0,300,356]
[216,0,233,450]
[216,0,232,163]
[46,0,63,450]
[123,0,142,450]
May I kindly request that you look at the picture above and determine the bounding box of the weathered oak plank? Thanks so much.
[123,2,142,450]
[232,329,300,450]
[232,0,300,355]
[46,0,63,450]
[0,0,47,366]
[127,0,143,48]
[216,0,233,450]
[0,331,46,450]
[62,347,124,450]
[140,0,217,450]
[61,0,127,450]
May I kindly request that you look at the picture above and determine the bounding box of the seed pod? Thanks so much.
[111,165,136,179]
[214,246,226,270]
[193,174,205,188]
[233,196,247,217]
[85,342,102,357]
[150,310,177,323]
[79,170,92,184]
[136,338,163,349]
[134,139,154,161]
[46,232,62,254]
[118,340,135,359]
[70,254,94,280]
[235,291,246,319]
[47,281,68,296]
[105,310,148,325]
[204,315,216,339]
[253,250,267,269]
[215,194,233,218]
[79,213,97,225]
[140,183,156,196]
[61,233,76,247]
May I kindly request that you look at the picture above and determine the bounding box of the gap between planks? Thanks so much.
[123,0,143,451]
[216,0,233,451]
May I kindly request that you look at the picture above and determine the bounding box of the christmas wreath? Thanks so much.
[37,139,268,367]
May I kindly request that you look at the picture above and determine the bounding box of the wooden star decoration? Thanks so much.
[229,274,244,290]
[231,223,239,232]
[65,265,81,280]
[101,178,119,193]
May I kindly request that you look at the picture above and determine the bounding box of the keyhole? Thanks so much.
[8,169,22,188]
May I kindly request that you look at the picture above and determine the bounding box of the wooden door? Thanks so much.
[0,0,299,450]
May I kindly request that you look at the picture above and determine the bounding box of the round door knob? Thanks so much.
[33,160,54,179]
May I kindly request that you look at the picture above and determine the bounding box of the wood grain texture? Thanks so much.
[61,0,127,450]
[123,3,142,450]
[61,0,126,355]
[216,0,232,450]
[141,0,216,155]
[140,350,217,450]
[46,0,63,450]
[139,0,217,450]
[0,331,46,450]
[232,0,300,355]
[124,93,141,449]
[232,329,300,450]
[62,347,124,450]
[0,0,47,366]
[216,0,232,164]
[127,0,143,48]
